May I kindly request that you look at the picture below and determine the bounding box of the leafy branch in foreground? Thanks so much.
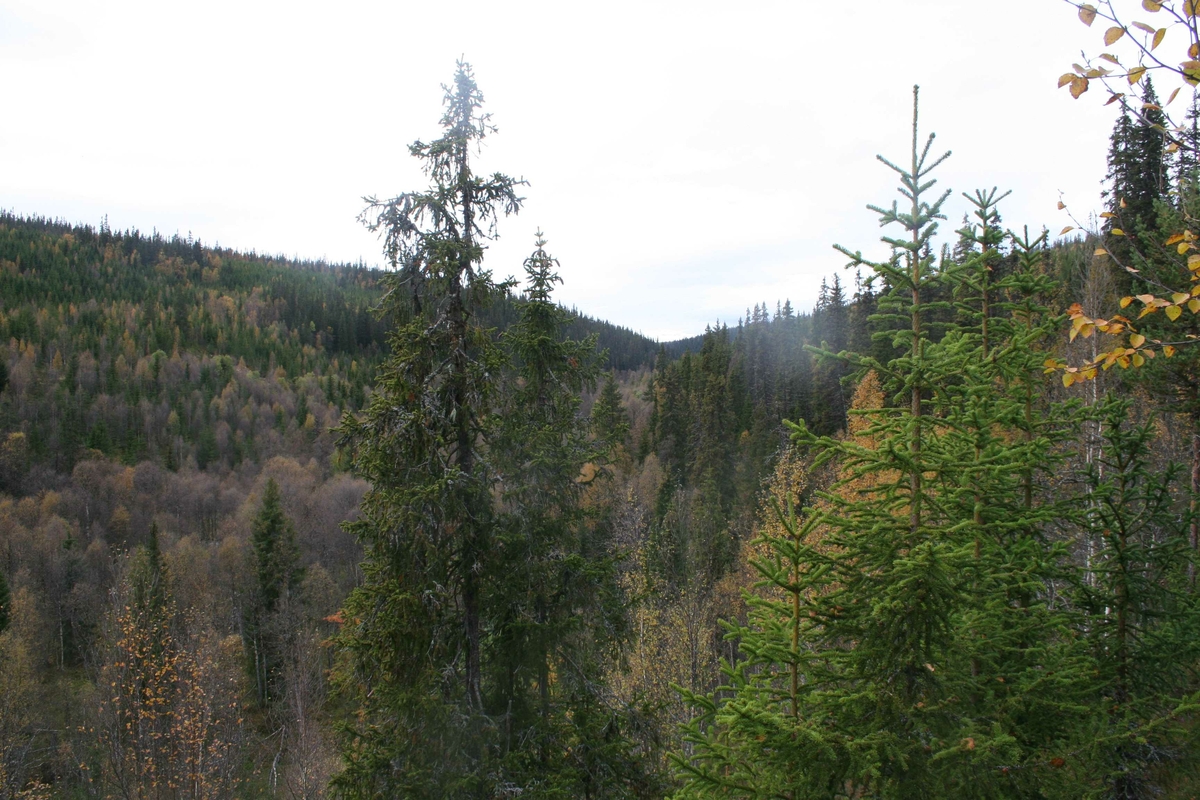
[1060,0,1198,126]
[1049,208,1200,386]
[1051,1,1200,384]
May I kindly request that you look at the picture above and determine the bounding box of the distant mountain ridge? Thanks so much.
[0,211,703,365]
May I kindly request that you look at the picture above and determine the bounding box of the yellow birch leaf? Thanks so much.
[1060,225,1075,235]
[1153,28,1166,49]
[1188,0,1200,17]
[1166,233,1186,245]
[1172,292,1190,304]
[1100,53,1121,63]
[1188,253,1200,267]
[1133,352,1146,367]
[1113,228,1126,235]
[1192,285,1200,296]
[1190,298,1200,313]
[1129,66,1147,84]
[1183,60,1200,85]
[1165,345,1177,357]
[1166,304,1184,320]
[1070,326,1080,342]
[1169,86,1182,104]
[1105,26,1125,45]
[1133,20,1157,33]
[1080,4,1098,24]
[1143,0,1162,9]
[1071,76,1090,98]
[1192,43,1200,58]
[1139,306,1158,318]
[1063,372,1075,387]
[1181,242,1193,254]
[1169,142,1181,153]
[1059,72,1077,88]
[1130,333,1147,347]
[1095,247,1109,256]
[1120,296,1134,308]
[1102,211,1116,218]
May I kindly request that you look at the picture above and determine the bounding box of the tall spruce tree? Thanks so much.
[1105,78,1168,246]
[245,478,302,707]
[334,74,652,794]
[0,567,9,635]
[487,234,658,796]
[334,61,523,797]
[592,370,632,457]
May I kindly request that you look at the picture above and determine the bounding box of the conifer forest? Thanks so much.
[9,2,1200,797]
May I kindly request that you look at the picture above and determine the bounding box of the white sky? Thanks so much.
[1,0,1125,340]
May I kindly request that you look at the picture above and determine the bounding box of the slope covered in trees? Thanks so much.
[0,203,672,796]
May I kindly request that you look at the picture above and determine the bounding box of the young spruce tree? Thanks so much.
[676,88,1084,798]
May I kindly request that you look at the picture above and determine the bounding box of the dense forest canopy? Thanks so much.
[5,5,1200,795]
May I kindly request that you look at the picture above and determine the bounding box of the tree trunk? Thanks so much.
[1191,420,1199,590]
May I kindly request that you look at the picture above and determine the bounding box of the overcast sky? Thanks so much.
[2,0,1125,340]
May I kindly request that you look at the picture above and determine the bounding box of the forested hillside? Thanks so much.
[0,209,673,796]
[6,6,1200,796]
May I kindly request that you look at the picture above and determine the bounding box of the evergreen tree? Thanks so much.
[809,274,848,435]
[245,478,302,706]
[1072,399,1200,797]
[676,89,1083,798]
[1105,78,1168,244]
[130,523,168,615]
[1174,93,1200,206]
[592,370,631,456]
[489,234,658,795]
[0,568,9,635]
[1132,78,1168,217]
[333,61,528,797]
